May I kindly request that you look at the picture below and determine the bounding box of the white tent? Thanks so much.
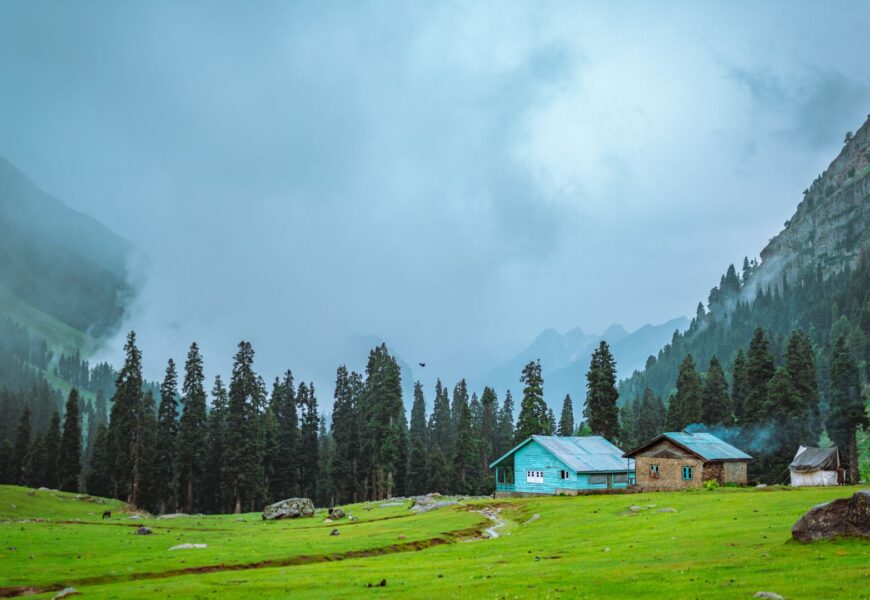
[789,446,841,487]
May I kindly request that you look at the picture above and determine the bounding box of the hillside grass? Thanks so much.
[1,485,868,598]
[0,286,99,356]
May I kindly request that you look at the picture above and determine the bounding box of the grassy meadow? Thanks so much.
[1,484,868,598]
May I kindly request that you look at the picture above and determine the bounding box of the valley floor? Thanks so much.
[0,485,868,598]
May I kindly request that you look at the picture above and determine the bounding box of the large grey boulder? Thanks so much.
[262,497,315,520]
[792,489,870,542]
[329,507,346,519]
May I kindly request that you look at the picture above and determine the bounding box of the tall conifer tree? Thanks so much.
[515,360,549,442]
[58,389,82,492]
[700,356,731,426]
[407,381,428,496]
[584,342,620,440]
[826,336,868,483]
[109,332,145,505]
[558,394,574,435]
[178,343,207,512]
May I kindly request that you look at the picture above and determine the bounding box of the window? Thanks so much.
[682,466,694,480]
[612,473,628,484]
[588,474,607,485]
[650,464,660,478]
[559,470,570,480]
[526,470,544,484]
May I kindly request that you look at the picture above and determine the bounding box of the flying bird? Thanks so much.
[418,362,426,368]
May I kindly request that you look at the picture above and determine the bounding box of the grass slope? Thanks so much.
[1,485,868,598]
[0,286,100,357]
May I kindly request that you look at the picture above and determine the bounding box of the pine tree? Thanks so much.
[154,359,179,513]
[429,379,452,457]
[297,382,319,499]
[11,407,32,485]
[619,395,642,449]
[826,336,868,483]
[744,328,775,425]
[700,356,731,426]
[23,434,47,488]
[109,332,145,505]
[330,367,359,503]
[452,399,476,494]
[495,390,514,456]
[761,367,802,482]
[584,342,620,440]
[451,380,469,448]
[731,349,749,424]
[316,418,333,506]
[359,344,405,500]
[86,422,113,497]
[478,386,498,487]
[223,341,263,513]
[58,389,82,492]
[137,389,159,512]
[426,443,449,494]
[785,330,821,445]
[271,370,299,501]
[204,375,228,513]
[666,354,702,430]
[515,360,549,442]
[178,343,208,512]
[636,387,666,443]
[43,411,61,490]
[407,381,428,496]
[558,394,574,436]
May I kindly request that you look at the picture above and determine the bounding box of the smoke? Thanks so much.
[684,422,779,455]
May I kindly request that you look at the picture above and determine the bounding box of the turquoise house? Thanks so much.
[490,435,635,495]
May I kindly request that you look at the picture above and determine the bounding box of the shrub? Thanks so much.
[702,480,719,492]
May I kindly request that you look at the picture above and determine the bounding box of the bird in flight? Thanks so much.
[418,362,426,368]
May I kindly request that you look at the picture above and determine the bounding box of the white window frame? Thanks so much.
[559,469,571,480]
[526,470,544,484]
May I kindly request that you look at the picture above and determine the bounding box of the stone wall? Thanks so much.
[702,461,725,485]
[635,455,704,491]
[723,461,748,484]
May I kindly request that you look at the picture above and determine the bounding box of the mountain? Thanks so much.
[479,317,689,414]
[0,156,133,342]
[620,113,870,403]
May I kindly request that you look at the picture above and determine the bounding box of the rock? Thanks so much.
[27,490,35,497]
[38,487,53,491]
[756,484,768,489]
[753,593,783,600]
[158,513,190,519]
[134,527,153,535]
[792,490,870,542]
[657,508,677,513]
[409,500,457,514]
[329,507,346,519]
[330,529,340,536]
[169,543,207,550]
[128,515,143,520]
[262,498,315,520]
[52,587,78,599]
[380,502,405,507]
[627,505,646,512]
[523,514,541,525]
[398,534,407,540]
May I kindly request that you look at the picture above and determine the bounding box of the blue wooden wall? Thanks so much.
[510,439,631,495]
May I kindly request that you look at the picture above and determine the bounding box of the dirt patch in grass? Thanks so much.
[0,525,486,597]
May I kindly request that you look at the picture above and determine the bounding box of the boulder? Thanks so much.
[134,527,153,535]
[158,513,189,519]
[792,490,870,542]
[409,500,457,514]
[262,498,315,520]
[329,507,346,519]
[753,593,783,600]
[52,587,78,599]
[657,508,677,513]
[330,528,340,536]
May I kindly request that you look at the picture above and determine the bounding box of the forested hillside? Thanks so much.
[618,115,870,483]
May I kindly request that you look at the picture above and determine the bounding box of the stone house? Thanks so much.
[623,432,751,491]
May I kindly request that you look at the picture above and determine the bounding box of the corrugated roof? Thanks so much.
[489,435,631,472]
[660,432,752,461]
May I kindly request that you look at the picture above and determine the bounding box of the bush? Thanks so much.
[702,480,719,492]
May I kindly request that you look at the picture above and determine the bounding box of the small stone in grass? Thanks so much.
[52,587,78,599]
[753,593,783,600]
[330,528,340,536]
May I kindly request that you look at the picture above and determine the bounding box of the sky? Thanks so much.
[1,1,869,396]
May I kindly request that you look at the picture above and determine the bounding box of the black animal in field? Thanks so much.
[102,510,111,519]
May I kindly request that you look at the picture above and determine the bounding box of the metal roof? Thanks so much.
[489,435,632,473]
[644,432,752,461]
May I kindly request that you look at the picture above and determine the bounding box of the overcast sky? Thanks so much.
[1,2,869,395]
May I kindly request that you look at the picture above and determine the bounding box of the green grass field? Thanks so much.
[1,485,868,599]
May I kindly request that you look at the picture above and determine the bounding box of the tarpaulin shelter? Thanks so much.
[789,446,842,487]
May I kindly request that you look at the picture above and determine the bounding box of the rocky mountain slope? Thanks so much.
[757,115,870,287]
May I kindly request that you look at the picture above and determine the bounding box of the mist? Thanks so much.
[1,2,869,400]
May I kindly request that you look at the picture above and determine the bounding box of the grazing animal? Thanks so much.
[102,510,111,520]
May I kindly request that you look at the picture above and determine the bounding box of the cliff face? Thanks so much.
[758,115,870,284]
